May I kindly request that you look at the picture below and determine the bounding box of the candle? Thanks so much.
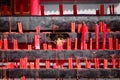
[34,35,40,49]
[18,22,23,33]
[28,45,32,50]
[109,5,112,15]
[75,38,78,50]
[71,22,75,33]
[68,57,73,69]
[85,58,91,68]
[59,4,63,16]
[95,24,99,50]
[73,4,77,16]
[100,22,103,32]
[30,63,34,69]
[43,43,47,50]
[96,10,99,15]
[119,44,120,50]
[46,60,50,69]
[104,59,108,69]
[0,39,2,49]
[41,5,45,16]
[108,38,113,50]
[102,23,106,50]
[13,39,18,50]
[112,56,116,68]
[36,26,40,33]
[115,38,118,50]
[35,59,40,69]
[90,38,92,50]
[100,4,104,16]
[30,0,40,15]
[78,24,82,33]
[112,4,114,15]
[21,76,26,80]
[4,38,8,50]
[76,58,81,69]
[48,44,52,50]
[118,58,120,68]
[67,38,71,50]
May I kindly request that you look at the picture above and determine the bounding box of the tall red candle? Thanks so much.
[67,38,71,50]
[115,38,119,50]
[75,38,78,50]
[73,4,77,16]
[30,0,40,15]
[46,60,50,69]
[102,23,106,50]
[71,22,75,33]
[109,5,112,15]
[34,35,40,49]
[13,39,18,50]
[90,38,92,50]
[78,24,82,33]
[35,59,40,69]
[59,4,63,16]
[41,5,45,16]
[100,4,104,16]
[112,4,114,15]
[112,56,116,68]
[108,38,113,50]
[104,59,108,69]
[100,22,103,32]
[95,24,99,50]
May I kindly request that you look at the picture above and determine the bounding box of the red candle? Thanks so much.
[90,38,92,50]
[102,23,106,50]
[104,59,108,69]
[43,43,47,50]
[46,60,50,69]
[119,44,120,50]
[115,38,119,50]
[20,4,24,16]
[109,5,112,15]
[34,35,40,49]
[30,63,34,69]
[35,59,40,69]
[75,38,78,50]
[41,5,45,16]
[76,58,81,69]
[4,38,8,50]
[96,10,99,15]
[95,24,99,50]
[100,22,103,32]
[59,4,63,16]
[13,39,18,50]
[118,58,120,68]
[108,38,113,50]
[18,22,23,33]
[112,4,114,15]
[48,44,52,50]
[71,22,75,33]
[112,56,116,68]
[30,0,40,15]
[67,38,71,50]
[36,26,40,33]
[0,39,2,49]
[100,4,104,16]
[6,62,14,69]
[21,76,26,80]
[28,45,32,50]
[4,5,8,15]
[78,24,82,33]
[20,58,23,69]
[73,4,77,16]
[85,58,91,68]
[68,57,73,69]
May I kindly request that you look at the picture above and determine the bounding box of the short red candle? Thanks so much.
[76,58,81,69]
[71,22,75,33]
[43,43,47,50]
[34,35,40,49]
[35,59,40,69]
[100,4,104,16]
